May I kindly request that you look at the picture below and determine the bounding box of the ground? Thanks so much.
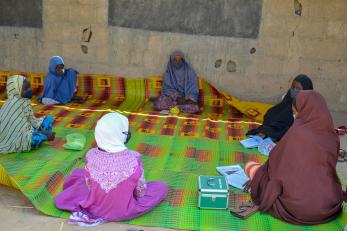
[0,112,346,231]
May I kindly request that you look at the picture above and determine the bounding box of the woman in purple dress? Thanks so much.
[155,51,200,114]
[54,112,168,227]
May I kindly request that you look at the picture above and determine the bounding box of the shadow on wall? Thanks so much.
[0,0,42,28]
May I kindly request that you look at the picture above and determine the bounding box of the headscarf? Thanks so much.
[95,112,129,153]
[38,56,78,104]
[7,75,24,99]
[250,90,342,225]
[293,74,313,90]
[0,75,43,154]
[162,51,199,102]
[247,74,313,141]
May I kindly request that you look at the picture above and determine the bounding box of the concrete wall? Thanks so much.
[0,0,346,111]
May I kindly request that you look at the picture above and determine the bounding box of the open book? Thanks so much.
[240,136,276,156]
[216,165,249,190]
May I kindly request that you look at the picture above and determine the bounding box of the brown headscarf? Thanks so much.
[250,90,343,225]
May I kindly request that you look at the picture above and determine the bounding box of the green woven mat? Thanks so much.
[0,127,346,231]
[0,72,345,230]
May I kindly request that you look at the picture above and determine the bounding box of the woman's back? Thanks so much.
[82,148,144,220]
[54,112,168,226]
[0,76,37,154]
[251,90,343,225]
[270,126,341,221]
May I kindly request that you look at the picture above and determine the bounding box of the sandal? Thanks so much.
[335,126,347,136]
[342,149,347,160]
[230,201,258,218]
[338,149,347,162]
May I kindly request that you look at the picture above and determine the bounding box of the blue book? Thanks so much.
[240,135,263,148]
[258,137,276,156]
[216,165,249,190]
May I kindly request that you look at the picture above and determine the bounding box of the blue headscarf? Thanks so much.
[38,56,78,104]
[162,51,199,102]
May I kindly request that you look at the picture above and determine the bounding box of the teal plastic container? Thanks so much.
[198,175,229,209]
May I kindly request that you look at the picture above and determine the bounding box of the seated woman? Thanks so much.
[54,112,168,226]
[244,90,343,225]
[0,75,55,154]
[38,56,83,105]
[247,74,313,141]
[155,51,200,114]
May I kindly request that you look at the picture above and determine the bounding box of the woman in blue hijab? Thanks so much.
[155,51,199,114]
[38,56,82,105]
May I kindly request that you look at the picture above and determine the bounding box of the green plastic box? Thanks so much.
[198,175,229,209]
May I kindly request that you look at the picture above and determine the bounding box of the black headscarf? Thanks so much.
[246,74,313,141]
[294,74,313,90]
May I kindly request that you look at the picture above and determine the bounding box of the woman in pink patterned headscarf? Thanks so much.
[54,112,168,227]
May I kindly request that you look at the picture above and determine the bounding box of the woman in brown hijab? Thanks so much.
[246,90,343,225]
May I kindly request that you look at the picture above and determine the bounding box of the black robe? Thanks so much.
[247,74,313,141]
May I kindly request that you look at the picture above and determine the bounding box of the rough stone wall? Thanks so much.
[0,0,346,111]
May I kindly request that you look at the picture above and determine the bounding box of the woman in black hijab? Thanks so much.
[246,74,313,142]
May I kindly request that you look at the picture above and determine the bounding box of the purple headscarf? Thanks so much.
[162,51,199,102]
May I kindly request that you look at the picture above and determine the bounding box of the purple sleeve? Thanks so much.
[162,71,178,98]
[184,69,199,102]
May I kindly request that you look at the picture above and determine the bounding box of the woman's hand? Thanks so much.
[243,180,252,193]
[257,133,266,138]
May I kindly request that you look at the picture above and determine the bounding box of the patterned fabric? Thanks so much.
[155,95,199,114]
[0,72,272,123]
[0,75,43,154]
[86,148,141,193]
